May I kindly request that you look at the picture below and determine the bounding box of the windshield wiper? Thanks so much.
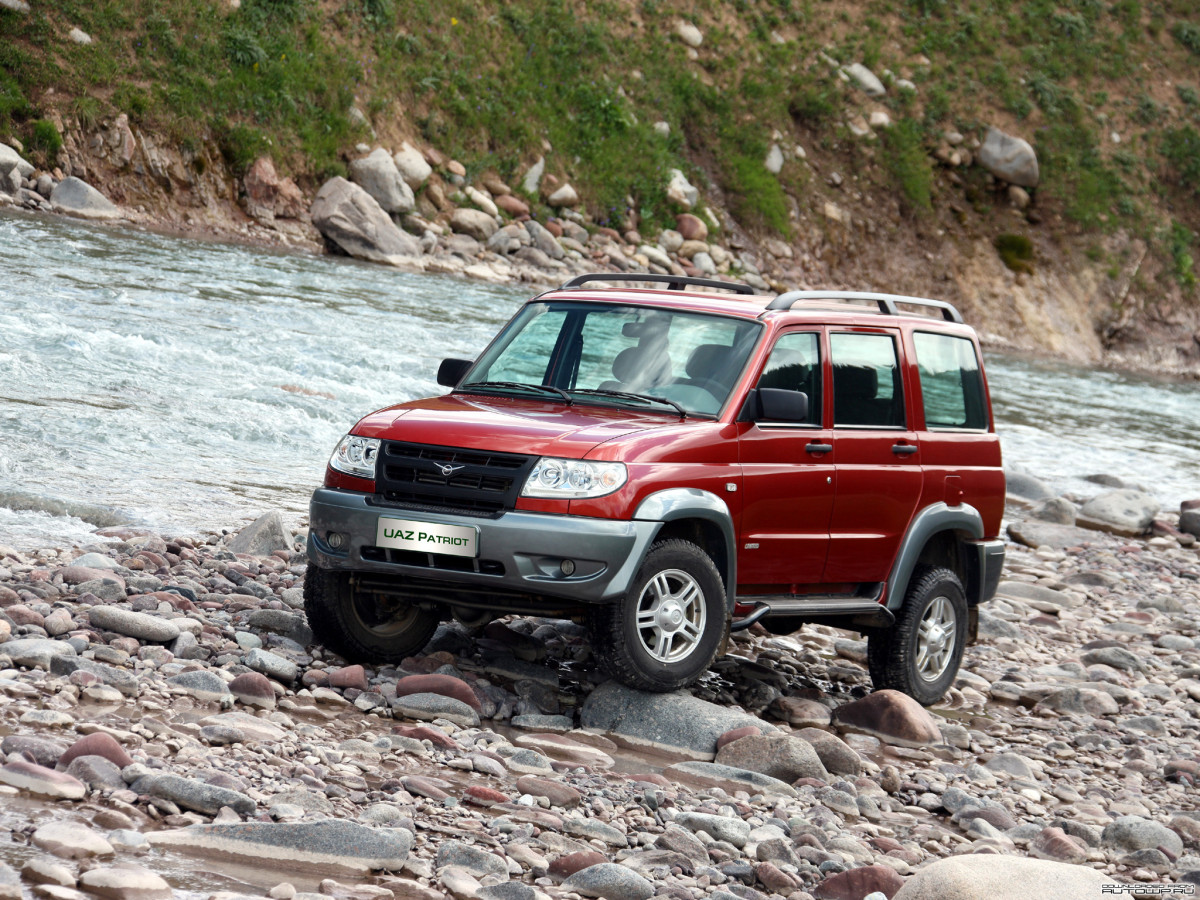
[460,381,573,405]
[572,388,687,417]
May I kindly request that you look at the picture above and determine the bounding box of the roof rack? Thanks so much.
[766,290,964,324]
[558,273,758,295]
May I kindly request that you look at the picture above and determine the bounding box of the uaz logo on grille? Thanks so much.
[438,463,466,477]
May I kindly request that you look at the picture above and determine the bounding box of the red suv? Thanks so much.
[305,274,1005,704]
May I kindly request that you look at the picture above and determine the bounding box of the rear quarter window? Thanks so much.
[913,332,988,430]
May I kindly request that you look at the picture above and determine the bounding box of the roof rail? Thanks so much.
[766,290,964,323]
[558,273,758,295]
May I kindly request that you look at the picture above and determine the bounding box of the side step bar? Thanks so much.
[731,586,894,632]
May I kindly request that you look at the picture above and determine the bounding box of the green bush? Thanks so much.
[1168,222,1196,289]
[215,119,271,174]
[882,119,932,214]
[1172,21,1200,55]
[72,96,101,131]
[723,151,790,236]
[995,233,1034,273]
[224,29,267,67]
[28,118,62,165]
[1162,125,1200,194]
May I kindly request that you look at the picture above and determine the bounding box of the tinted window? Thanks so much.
[914,332,987,430]
[831,333,905,427]
[756,332,821,425]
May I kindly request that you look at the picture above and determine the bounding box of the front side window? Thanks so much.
[464,302,762,416]
[831,332,905,427]
[756,332,822,425]
[913,332,988,430]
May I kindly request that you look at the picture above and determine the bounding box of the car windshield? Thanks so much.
[461,302,763,417]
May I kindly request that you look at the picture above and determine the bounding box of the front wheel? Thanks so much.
[303,566,438,663]
[588,539,727,692]
[867,566,967,705]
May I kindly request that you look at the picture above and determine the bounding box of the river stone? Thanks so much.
[579,681,770,759]
[891,854,1110,898]
[348,148,414,215]
[0,759,86,799]
[32,822,114,859]
[434,840,508,879]
[1077,489,1160,536]
[50,176,120,219]
[167,670,232,703]
[1080,646,1143,671]
[1035,686,1119,716]
[1031,497,1078,524]
[228,512,293,558]
[198,711,286,742]
[72,553,122,570]
[1,735,68,768]
[78,865,171,900]
[88,606,180,643]
[390,692,479,728]
[663,760,797,797]
[0,637,76,669]
[1005,470,1055,502]
[1101,815,1184,857]
[0,143,33,178]
[715,733,830,783]
[792,728,863,777]
[49,656,139,696]
[132,773,256,815]
[977,127,1039,188]
[844,62,886,97]
[995,581,1083,610]
[450,208,497,242]
[674,812,751,848]
[514,734,614,768]
[1005,520,1093,550]
[228,671,277,709]
[310,177,422,264]
[562,863,654,900]
[814,864,904,900]
[515,776,582,809]
[392,143,431,189]
[393,674,481,711]
[65,755,126,791]
[245,648,299,683]
[77,578,126,602]
[832,690,942,747]
[564,818,628,847]
[654,825,708,866]
[20,857,75,887]
[146,820,412,874]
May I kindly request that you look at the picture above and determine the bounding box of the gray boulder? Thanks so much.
[0,638,76,670]
[310,177,422,265]
[1005,469,1055,502]
[88,606,180,643]
[563,863,654,900]
[978,127,1039,188]
[579,681,771,759]
[1006,520,1093,550]
[131,774,256,815]
[1031,497,1077,524]
[244,648,299,683]
[48,656,138,696]
[0,143,33,179]
[228,511,293,557]
[392,143,431,189]
[1076,489,1160,536]
[524,219,565,259]
[891,855,1109,898]
[348,148,415,215]
[1102,816,1184,858]
[714,732,829,782]
[450,208,498,242]
[49,177,120,220]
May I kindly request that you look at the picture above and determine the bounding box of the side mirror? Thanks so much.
[754,387,809,423]
[437,358,473,387]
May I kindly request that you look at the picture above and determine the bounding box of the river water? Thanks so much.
[1,210,1197,549]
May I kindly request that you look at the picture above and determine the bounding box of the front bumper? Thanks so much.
[306,488,659,605]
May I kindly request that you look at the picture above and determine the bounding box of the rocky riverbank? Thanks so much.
[1,485,1199,900]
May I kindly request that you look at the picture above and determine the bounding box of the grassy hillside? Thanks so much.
[2,0,1199,301]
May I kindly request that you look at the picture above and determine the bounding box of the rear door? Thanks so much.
[736,330,834,588]
[823,329,924,583]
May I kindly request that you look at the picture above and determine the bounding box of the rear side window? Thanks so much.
[913,332,988,430]
[756,332,821,425]
[831,332,905,427]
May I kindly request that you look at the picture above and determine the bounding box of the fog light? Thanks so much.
[560,559,576,576]
[327,531,346,550]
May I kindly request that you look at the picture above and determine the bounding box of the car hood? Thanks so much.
[351,394,686,458]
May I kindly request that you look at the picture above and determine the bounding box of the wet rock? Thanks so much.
[348,149,415,216]
[77,865,172,900]
[66,755,126,791]
[977,127,1039,188]
[245,648,299,683]
[832,690,942,747]
[88,607,179,643]
[890,855,1109,898]
[1,735,68,768]
[132,773,256,816]
[813,864,903,900]
[147,820,412,875]
[434,840,507,879]
[663,760,797,797]
[562,863,654,900]
[228,512,294,557]
[674,812,751,848]
[390,692,479,728]
[1102,816,1184,857]
[1035,686,1119,716]
[310,177,422,265]
[0,637,76,669]
[228,672,277,709]
[32,822,114,859]
[394,674,481,712]
[49,177,120,220]
[246,609,311,645]
[198,712,286,742]
[49,657,138,696]
[166,670,232,703]
[1077,490,1159,537]
[515,776,581,808]
[20,857,76,887]
[0,759,86,799]
[580,681,769,758]
[715,733,830,782]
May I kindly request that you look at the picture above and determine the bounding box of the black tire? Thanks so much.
[588,539,727,692]
[867,566,967,706]
[303,566,439,663]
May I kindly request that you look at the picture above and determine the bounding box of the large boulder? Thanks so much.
[392,143,432,190]
[978,127,1039,188]
[714,732,829,782]
[348,148,415,214]
[832,690,942,748]
[1076,489,1160,536]
[892,855,1111,899]
[228,510,293,557]
[450,208,498,242]
[49,177,120,220]
[0,143,33,179]
[310,177,422,264]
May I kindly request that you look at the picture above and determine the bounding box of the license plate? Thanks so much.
[375,517,478,558]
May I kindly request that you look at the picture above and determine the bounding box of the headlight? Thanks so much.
[329,434,380,480]
[521,458,627,499]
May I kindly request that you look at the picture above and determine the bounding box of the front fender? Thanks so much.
[633,488,737,609]
[886,502,984,610]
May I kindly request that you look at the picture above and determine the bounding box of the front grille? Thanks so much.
[376,441,535,514]
[361,546,505,575]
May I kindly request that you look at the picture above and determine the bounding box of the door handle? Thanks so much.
[892,442,919,456]
[806,442,833,454]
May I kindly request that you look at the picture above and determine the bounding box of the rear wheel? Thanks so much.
[588,539,727,692]
[303,566,439,663]
[867,566,966,705]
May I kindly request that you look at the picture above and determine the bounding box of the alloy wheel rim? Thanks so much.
[351,592,420,637]
[915,593,957,682]
[635,568,706,663]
